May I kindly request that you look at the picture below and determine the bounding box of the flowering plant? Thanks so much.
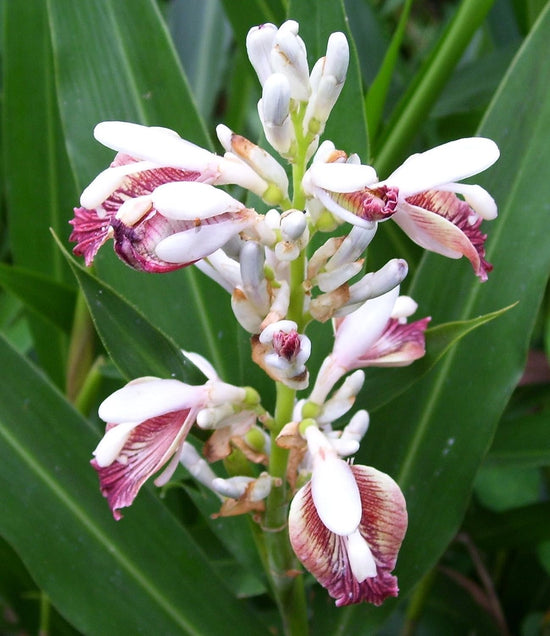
[2,2,550,635]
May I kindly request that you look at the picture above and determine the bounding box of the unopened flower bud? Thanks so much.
[342,259,408,313]
[281,210,307,241]
[271,20,310,102]
[179,442,218,491]
[246,23,277,86]
[259,74,295,157]
[341,410,370,443]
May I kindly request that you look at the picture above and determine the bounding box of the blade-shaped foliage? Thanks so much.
[3,1,75,387]
[363,304,514,412]
[47,0,253,387]
[0,333,269,635]
[336,5,550,631]
[57,237,205,385]
[0,264,76,334]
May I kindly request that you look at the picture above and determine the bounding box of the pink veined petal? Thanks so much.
[289,465,407,606]
[70,153,203,269]
[91,409,194,520]
[394,190,492,281]
[355,316,431,368]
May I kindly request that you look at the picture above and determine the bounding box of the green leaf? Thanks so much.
[337,4,550,631]
[364,304,514,412]
[56,236,205,384]
[0,333,269,635]
[374,0,496,175]
[485,412,550,468]
[0,264,76,334]
[3,0,75,387]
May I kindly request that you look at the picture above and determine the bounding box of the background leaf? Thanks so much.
[338,5,550,631]
[0,333,269,635]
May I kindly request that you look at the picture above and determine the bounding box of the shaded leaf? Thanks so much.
[0,264,76,334]
[0,333,269,635]
[56,236,205,384]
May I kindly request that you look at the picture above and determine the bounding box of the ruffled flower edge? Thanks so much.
[289,464,407,606]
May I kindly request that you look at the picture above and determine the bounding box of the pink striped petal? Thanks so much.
[289,465,407,606]
[394,189,492,281]
[91,409,194,520]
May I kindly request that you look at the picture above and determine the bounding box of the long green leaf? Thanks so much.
[336,4,550,631]
[363,304,514,412]
[0,333,268,635]
[56,237,205,384]
[3,0,75,387]
[0,264,76,334]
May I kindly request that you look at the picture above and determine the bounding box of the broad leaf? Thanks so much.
[3,1,75,387]
[0,333,269,635]
[335,5,550,631]
[57,238,205,385]
[0,264,76,334]
[364,304,514,412]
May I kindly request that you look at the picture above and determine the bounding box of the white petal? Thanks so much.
[98,379,197,423]
[333,286,399,368]
[308,162,379,193]
[155,216,250,264]
[384,137,500,195]
[182,350,219,380]
[94,121,215,171]
[152,182,243,220]
[346,529,377,582]
[259,320,298,343]
[311,453,362,535]
[80,161,158,209]
[92,421,140,467]
[440,182,498,220]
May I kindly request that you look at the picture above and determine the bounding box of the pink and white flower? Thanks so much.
[70,122,265,272]
[288,426,407,606]
[91,375,247,520]
[310,287,429,405]
[305,138,499,280]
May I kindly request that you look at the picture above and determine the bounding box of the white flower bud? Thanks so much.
[179,442,219,490]
[246,23,277,85]
[271,20,310,102]
[343,259,408,311]
[341,410,370,443]
[280,210,307,241]
[240,242,270,313]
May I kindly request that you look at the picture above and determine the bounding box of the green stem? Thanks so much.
[264,382,308,636]
[374,0,496,176]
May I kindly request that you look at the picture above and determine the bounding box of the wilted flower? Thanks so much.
[288,426,407,606]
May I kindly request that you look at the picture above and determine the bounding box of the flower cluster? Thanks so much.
[71,20,498,609]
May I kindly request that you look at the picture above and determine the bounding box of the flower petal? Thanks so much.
[152,181,244,220]
[289,464,407,606]
[154,211,253,264]
[91,409,192,520]
[98,378,199,423]
[384,137,500,196]
[395,190,492,280]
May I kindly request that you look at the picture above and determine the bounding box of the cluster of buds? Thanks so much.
[71,20,499,608]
